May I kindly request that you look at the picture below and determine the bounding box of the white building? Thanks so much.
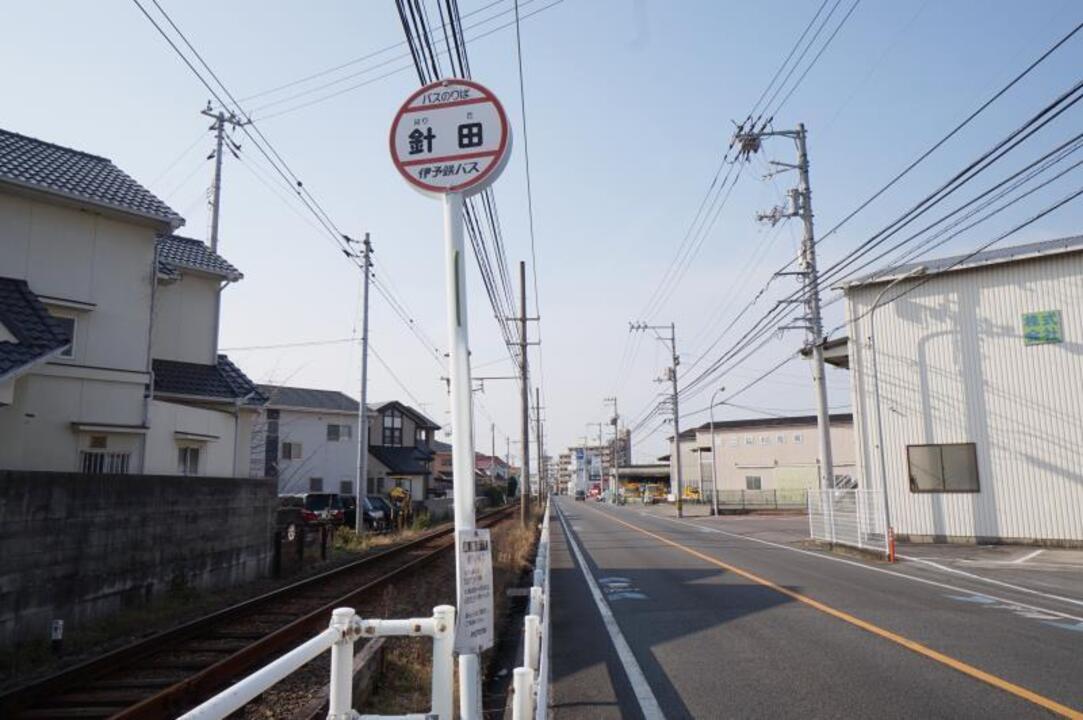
[254,385,360,495]
[843,236,1083,545]
[680,414,857,495]
[0,128,262,476]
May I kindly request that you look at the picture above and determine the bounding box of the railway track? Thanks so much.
[1,505,517,720]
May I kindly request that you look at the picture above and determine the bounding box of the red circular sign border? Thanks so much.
[389,78,511,195]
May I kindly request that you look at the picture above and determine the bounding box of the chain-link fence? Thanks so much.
[807,489,887,553]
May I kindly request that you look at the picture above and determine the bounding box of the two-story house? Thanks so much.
[366,401,440,500]
[254,384,360,495]
[0,128,262,476]
[0,129,182,472]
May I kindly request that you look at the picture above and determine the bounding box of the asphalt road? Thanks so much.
[548,497,1083,720]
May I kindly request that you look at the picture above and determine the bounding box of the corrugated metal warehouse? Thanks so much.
[842,235,1083,545]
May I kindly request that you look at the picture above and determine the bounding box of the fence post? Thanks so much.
[773,489,778,510]
[431,605,456,719]
[529,586,543,618]
[855,490,864,550]
[511,667,534,720]
[328,608,357,718]
[524,614,541,671]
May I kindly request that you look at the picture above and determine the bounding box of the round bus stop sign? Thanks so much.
[389,78,511,196]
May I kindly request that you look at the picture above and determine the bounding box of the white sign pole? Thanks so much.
[443,189,483,718]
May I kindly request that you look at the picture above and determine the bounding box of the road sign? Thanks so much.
[454,528,494,654]
[389,78,511,196]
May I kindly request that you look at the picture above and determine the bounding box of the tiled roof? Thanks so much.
[0,128,181,226]
[157,235,242,281]
[259,384,359,412]
[368,400,441,430]
[0,277,72,381]
[370,446,432,476]
[153,354,266,404]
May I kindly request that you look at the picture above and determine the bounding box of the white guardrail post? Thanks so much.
[511,501,551,720]
[329,607,360,719]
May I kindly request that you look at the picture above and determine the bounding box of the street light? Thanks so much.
[869,266,926,555]
[708,386,726,517]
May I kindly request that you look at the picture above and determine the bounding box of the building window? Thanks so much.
[368,477,386,494]
[760,436,770,446]
[340,480,353,495]
[415,427,427,447]
[177,447,200,476]
[326,424,351,441]
[382,409,403,446]
[793,433,803,444]
[52,316,76,358]
[309,477,323,492]
[327,424,340,441]
[744,436,753,446]
[282,441,303,460]
[907,443,979,493]
[80,451,130,474]
[776,434,785,444]
[745,476,762,490]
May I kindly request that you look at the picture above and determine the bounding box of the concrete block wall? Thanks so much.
[0,471,277,648]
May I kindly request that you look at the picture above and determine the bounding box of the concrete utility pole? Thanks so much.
[535,387,544,501]
[743,122,836,491]
[200,103,247,253]
[517,261,531,525]
[354,234,372,535]
[629,321,684,517]
[604,396,619,502]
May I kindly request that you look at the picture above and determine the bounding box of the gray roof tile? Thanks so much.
[0,128,181,225]
[153,354,265,403]
[0,277,72,379]
[157,235,242,281]
[259,385,359,412]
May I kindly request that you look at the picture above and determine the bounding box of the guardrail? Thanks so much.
[510,501,552,720]
[178,605,456,720]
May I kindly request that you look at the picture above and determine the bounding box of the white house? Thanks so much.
[0,128,262,477]
[253,385,361,495]
[842,236,1083,545]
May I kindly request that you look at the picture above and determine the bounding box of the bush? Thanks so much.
[480,485,506,507]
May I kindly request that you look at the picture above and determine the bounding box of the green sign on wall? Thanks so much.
[1022,309,1063,345]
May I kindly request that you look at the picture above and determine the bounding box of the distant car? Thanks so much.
[341,496,388,531]
[574,490,586,501]
[295,492,345,525]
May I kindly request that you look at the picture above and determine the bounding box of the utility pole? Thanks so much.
[517,261,531,525]
[604,396,619,502]
[629,322,684,517]
[354,234,372,535]
[741,122,836,491]
[535,387,544,502]
[200,103,247,253]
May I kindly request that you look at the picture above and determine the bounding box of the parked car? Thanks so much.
[342,495,388,531]
[294,492,344,525]
[574,489,586,501]
[369,495,396,531]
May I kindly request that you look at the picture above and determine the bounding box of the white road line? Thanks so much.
[622,507,1083,623]
[896,554,1083,609]
[555,504,665,720]
[1012,549,1045,564]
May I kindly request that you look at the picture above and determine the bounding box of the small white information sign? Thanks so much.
[389,78,511,197]
[454,528,494,653]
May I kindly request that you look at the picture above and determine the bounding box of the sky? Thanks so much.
[3,1,1081,465]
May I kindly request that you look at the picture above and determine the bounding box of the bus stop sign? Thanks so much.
[389,78,511,196]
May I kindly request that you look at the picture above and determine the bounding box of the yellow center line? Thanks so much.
[580,504,1083,720]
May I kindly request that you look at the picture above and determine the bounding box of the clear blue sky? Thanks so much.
[3,1,1080,464]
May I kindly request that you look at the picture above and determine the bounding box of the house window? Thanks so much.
[282,441,303,459]
[744,436,753,446]
[80,451,130,474]
[177,447,200,476]
[368,477,386,494]
[776,435,785,444]
[382,409,403,446]
[53,316,76,358]
[415,427,427,446]
[89,435,107,449]
[793,433,803,444]
[327,424,351,441]
[907,443,979,493]
[760,436,770,446]
[309,477,323,492]
[745,476,762,490]
[340,480,353,495]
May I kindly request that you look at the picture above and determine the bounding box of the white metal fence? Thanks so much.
[178,605,456,720]
[807,489,888,554]
[511,502,551,720]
